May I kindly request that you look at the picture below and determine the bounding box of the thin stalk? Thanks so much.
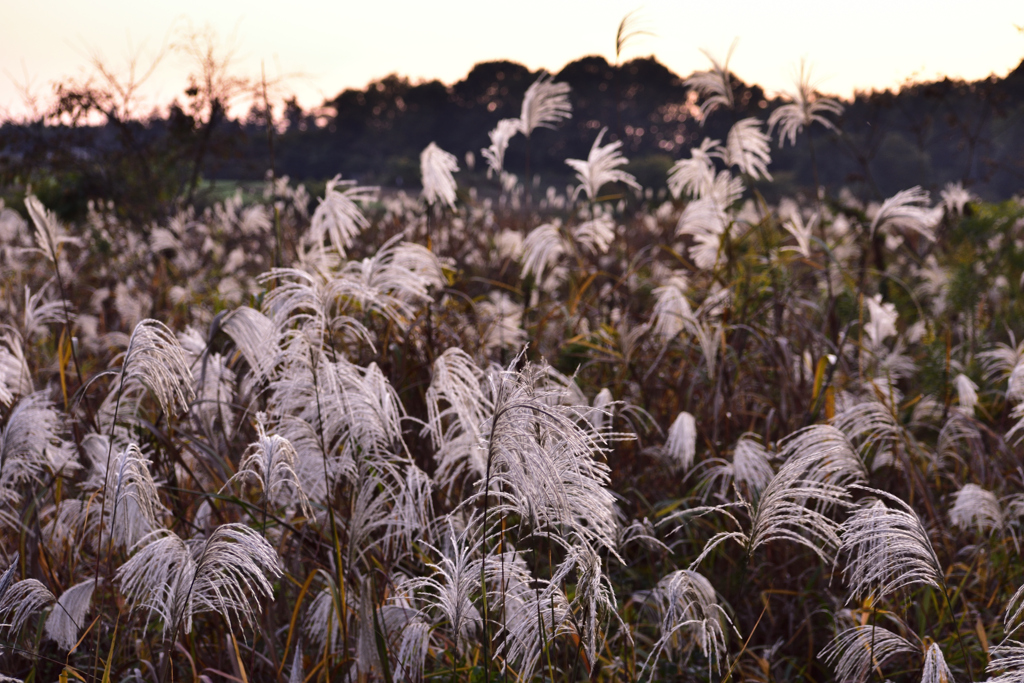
[43,234,97,432]
[941,586,975,683]
[869,604,881,683]
[309,347,349,661]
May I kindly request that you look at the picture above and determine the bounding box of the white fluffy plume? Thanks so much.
[767,61,844,147]
[308,175,377,256]
[838,487,943,603]
[566,127,642,202]
[482,118,522,178]
[420,142,460,210]
[117,523,281,637]
[820,623,916,683]
[44,578,97,650]
[664,411,698,471]
[519,72,572,137]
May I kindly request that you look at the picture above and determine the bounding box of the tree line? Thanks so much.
[2,52,1023,222]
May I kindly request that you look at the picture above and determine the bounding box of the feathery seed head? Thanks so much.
[308,175,377,257]
[686,42,737,122]
[421,142,459,210]
[482,118,522,179]
[519,72,572,138]
[566,127,642,202]
[664,411,698,472]
[44,578,97,651]
[949,483,1004,533]
[115,319,196,419]
[869,186,942,241]
[117,523,281,637]
[0,578,55,638]
[821,624,916,683]
[767,60,844,147]
[839,487,943,603]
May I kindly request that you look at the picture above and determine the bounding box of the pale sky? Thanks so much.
[2,0,1022,119]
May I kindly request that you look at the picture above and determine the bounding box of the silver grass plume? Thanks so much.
[782,211,816,259]
[979,337,1024,394]
[308,175,377,257]
[384,606,432,683]
[268,355,407,503]
[1003,578,1024,636]
[0,553,16,602]
[44,578,96,651]
[548,539,622,667]
[922,642,954,683]
[776,424,867,490]
[288,639,305,683]
[667,138,718,200]
[519,72,572,138]
[220,306,277,383]
[0,392,75,508]
[0,331,32,407]
[820,623,916,683]
[21,285,66,340]
[949,483,1004,534]
[407,527,481,653]
[743,437,855,562]
[117,523,281,637]
[369,589,433,680]
[571,214,616,254]
[520,221,566,285]
[257,269,372,356]
[686,43,737,122]
[767,61,844,147]
[565,127,642,202]
[181,329,236,440]
[0,577,55,637]
[988,641,1024,683]
[869,186,943,242]
[700,434,774,502]
[112,319,196,420]
[390,464,434,554]
[723,118,772,180]
[701,163,744,208]
[346,470,401,569]
[304,571,345,654]
[332,235,444,329]
[24,194,82,262]
[832,397,904,469]
[650,275,720,375]
[940,181,975,215]
[229,413,312,517]
[838,487,943,603]
[41,499,95,555]
[423,347,492,487]
[477,292,528,355]
[664,411,698,471]
[864,293,899,347]
[421,142,459,210]
[619,517,670,553]
[482,118,522,178]
[651,273,693,340]
[88,442,166,550]
[953,373,979,413]
[636,569,730,680]
[478,359,620,552]
[588,388,614,434]
[486,548,576,682]
[683,424,862,568]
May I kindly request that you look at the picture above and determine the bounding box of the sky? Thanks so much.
[2,0,1022,119]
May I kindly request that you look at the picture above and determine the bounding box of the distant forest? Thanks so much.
[3,54,1024,221]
